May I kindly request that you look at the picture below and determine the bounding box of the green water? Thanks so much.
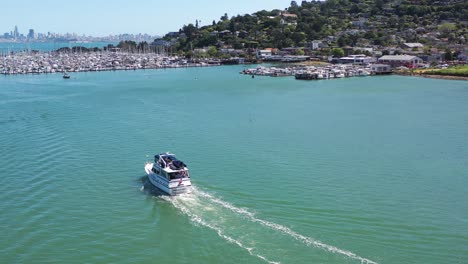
[0,66,467,264]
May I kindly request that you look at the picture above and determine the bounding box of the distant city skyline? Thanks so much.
[1,25,160,42]
[1,0,291,37]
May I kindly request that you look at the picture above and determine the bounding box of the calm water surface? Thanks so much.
[0,41,116,53]
[0,66,467,263]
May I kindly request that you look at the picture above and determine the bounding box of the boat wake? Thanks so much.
[157,186,378,264]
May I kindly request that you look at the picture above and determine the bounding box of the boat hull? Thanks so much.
[145,163,192,195]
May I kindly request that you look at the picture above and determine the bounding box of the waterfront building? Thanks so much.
[370,64,392,74]
[378,55,423,68]
[339,54,375,64]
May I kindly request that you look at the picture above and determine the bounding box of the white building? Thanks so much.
[256,49,272,58]
[370,64,392,74]
[339,54,375,64]
[378,55,423,68]
[310,40,322,50]
[402,43,424,49]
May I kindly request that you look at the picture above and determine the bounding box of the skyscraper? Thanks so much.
[13,25,18,39]
[28,29,35,39]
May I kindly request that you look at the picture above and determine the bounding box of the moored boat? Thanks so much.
[144,152,192,195]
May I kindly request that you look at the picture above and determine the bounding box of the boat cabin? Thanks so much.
[153,153,189,180]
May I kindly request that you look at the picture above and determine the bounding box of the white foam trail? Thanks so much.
[161,195,279,264]
[193,187,378,264]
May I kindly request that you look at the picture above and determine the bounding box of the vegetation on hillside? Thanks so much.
[159,0,466,54]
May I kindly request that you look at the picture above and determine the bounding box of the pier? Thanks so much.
[240,64,390,80]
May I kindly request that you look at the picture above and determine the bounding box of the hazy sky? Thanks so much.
[2,0,292,36]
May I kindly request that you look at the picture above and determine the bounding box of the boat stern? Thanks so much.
[169,178,192,195]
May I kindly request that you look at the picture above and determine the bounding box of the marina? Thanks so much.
[240,64,385,80]
[0,51,220,75]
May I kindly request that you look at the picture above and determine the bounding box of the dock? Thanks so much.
[241,64,392,80]
[0,51,220,75]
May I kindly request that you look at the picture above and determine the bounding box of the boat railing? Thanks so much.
[160,158,168,168]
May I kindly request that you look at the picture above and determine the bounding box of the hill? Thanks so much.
[157,0,466,57]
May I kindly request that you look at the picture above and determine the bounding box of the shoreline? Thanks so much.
[417,74,468,81]
[1,51,222,75]
[2,51,466,81]
[1,63,220,76]
[395,72,468,81]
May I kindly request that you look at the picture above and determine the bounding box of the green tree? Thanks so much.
[439,23,456,37]
[292,32,306,45]
[444,49,453,61]
[182,24,197,40]
[296,48,305,55]
[331,48,345,57]
[207,46,218,57]
[221,13,229,22]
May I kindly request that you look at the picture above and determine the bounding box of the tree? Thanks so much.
[439,23,456,37]
[229,20,237,32]
[350,4,361,13]
[221,13,229,22]
[207,46,218,57]
[182,24,197,40]
[292,32,306,45]
[295,48,305,55]
[444,49,453,61]
[331,48,345,57]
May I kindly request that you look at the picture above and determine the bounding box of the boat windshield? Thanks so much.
[156,154,186,170]
[168,171,187,180]
[165,155,178,161]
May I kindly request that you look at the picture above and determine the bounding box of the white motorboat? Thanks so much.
[144,152,192,195]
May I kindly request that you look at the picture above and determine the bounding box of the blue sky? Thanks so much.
[1,0,292,36]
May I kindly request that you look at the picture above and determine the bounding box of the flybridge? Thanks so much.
[154,152,187,171]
